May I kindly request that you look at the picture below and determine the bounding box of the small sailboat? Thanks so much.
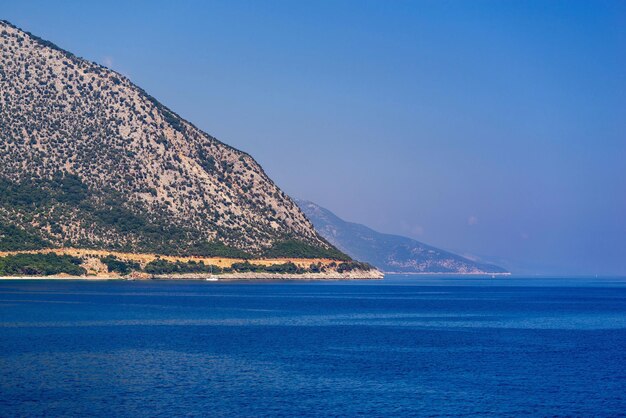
[205,264,218,281]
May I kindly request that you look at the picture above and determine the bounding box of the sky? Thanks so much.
[3,0,625,275]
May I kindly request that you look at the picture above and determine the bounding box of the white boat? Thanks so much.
[205,265,218,281]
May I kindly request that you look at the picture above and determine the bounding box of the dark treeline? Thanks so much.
[0,253,85,276]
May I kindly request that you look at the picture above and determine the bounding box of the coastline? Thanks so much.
[0,248,382,279]
[382,271,511,276]
[152,269,384,280]
[0,275,122,281]
[0,269,384,281]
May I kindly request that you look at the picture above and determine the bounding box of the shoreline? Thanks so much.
[0,269,384,281]
[382,272,511,276]
[0,271,520,281]
[0,248,347,269]
[0,276,122,281]
[0,248,383,279]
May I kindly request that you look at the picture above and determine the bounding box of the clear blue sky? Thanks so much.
[4,0,625,275]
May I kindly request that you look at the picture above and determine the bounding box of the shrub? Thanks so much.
[101,255,140,275]
[185,241,252,258]
[309,262,323,273]
[263,240,351,260]
[264,262,301,274]
[0,253,85,276]
[0,222,51,251]
[230,261,260,273]
[229,261,304,274]
[336,261,374,273]
[144,259,221,275]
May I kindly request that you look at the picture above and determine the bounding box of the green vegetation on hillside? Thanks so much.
[263,240,351,260]
[0,176,258,257]
[0,173,88,208]
[0,252,373,277]
[335,261,374,273]
[142,259,372,276]
[144,259,222,275]
[0,178,355,262]
[0,222,51,251]
[0,253,86,276]
[186,241,252,258]
[0,176,346,258]
[229,261,304,274]
[101,255,140,275]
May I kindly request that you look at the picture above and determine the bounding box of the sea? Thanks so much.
[1,275,625,417]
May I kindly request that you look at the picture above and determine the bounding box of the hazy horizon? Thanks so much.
[3,0,625,275]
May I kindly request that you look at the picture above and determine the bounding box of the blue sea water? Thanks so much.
[1,276,625,417]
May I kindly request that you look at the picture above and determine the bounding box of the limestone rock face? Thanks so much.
[0,20,333,256]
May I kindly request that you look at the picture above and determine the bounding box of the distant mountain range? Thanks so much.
[296,199,508,274]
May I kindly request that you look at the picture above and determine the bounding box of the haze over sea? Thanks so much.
[1,277,625,416]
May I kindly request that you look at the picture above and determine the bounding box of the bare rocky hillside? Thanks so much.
[0,20,343,258]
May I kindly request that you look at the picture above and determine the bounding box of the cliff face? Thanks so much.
[297,199,508,274]
[0,21,338,257]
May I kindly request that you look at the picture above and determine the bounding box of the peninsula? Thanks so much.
[0,21,381,280]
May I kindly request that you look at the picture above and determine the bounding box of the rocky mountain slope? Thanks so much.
[296,199,508,274]
[0,20,343,258]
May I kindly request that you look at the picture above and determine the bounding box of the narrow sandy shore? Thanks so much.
[0,269,384,281]
[0,276,122,280]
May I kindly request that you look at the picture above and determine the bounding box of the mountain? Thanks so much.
[0,20,345,259]
[296,199,508,274]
